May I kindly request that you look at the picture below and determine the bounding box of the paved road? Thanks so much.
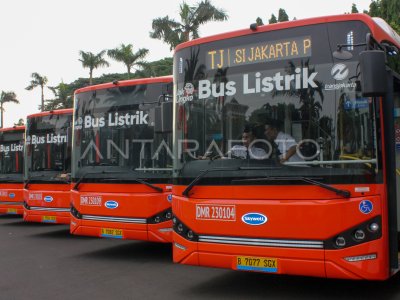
[1,214,400,300]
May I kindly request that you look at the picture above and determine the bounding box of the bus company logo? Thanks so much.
[177,83,195,104]
[26,134,67,145]
[83,111,148,129]
[359,200,373,214]
[241,213,268,225]
[74,117,83,130]
[105,200,119,209]
[43,196,53,203]
[167,194,172,202]
[29,193,42,201]
[0,143,23,153]
[331,63,349,81]
[9,193,15,199]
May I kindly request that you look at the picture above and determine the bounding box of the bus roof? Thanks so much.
[0,126,25,133]
[27,108,73,119]
[174,13,400,52]
[74,75,173,95]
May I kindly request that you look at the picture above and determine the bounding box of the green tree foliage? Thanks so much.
[43,58,173,110]
[256,10,289,25]
[25,72,48,111]
[137,57,173,78]
[44,83,73,111]
[0,91,19,128]
[351,3,359,13]
[78,50,109,85]
[368,0,400,33]
[269,14,277,24]
[278,9,289,22]
[14,118,24,126]
[150,0,228,50]
[107,44,149,79]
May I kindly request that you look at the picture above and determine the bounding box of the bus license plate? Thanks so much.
[42,216,57,223]
[101,228,123,239]
[236,256,278,273]
[7,208,17,214]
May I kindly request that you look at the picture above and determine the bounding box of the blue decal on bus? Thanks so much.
[241,213,267,225]
[105,200,119,209]
[359,200,373,214]
[44,196,53,203]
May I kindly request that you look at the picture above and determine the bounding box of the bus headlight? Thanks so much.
[354,229,366,241]
[369,222,379,232]
[335,236,346,247]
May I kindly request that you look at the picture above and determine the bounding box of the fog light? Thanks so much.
[177,223,183,232]
[154,216,161,223]
[187,230,194,239]
[335,236,346,247]
[354,229,366,241]
[369,222,379,232]
[165,212,172,219]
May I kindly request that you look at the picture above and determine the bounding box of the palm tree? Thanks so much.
[44,82,73,110]
[0,91,19,128]
[78,50,109,85]
[26,72,48,111]
[150,0,228,50]
[107,44,149,79]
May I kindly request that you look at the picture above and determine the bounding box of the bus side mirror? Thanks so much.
[359,50,387,97]
[154,101,173,133]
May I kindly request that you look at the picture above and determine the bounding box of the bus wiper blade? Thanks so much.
[24,174,46,189]
[182,167,239,197]
[235,176,351,198]
[72,171,123,191]
[99,178,163,193]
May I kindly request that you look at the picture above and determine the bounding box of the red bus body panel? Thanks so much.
[23,183,71,224]
[172,184,389,280]
[0,183,24,215]
[70,183,172,242]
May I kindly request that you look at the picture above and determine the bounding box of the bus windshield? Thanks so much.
[0,130,24,182]
[72,82,172,182]
[25,113,72,183]
[173,20,382,185]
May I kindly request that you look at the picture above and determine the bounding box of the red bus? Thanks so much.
[70,76,173,242]
[172,14,400,280]
[0,126,25,215]
[23,109,72,224]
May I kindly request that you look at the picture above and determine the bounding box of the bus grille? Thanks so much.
[82,215,147,224]
[28,206,70,212]
[198,235,324,249]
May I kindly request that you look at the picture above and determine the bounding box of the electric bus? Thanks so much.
[0,126,25,215]
[70,76,173,242]
[23,109,72,224]
[172,14,400,280]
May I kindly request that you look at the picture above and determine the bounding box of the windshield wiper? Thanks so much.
[234,176,351,198]
[98,178,163,193]
[24,174,46,189]
[72,171,118,191]
[182,167,239,197]
[0,176,22,183]
[73,170,163,192]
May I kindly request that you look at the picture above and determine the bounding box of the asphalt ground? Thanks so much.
[1,214,400,300]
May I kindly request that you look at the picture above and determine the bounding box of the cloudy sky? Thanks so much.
[0,0,373,127]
